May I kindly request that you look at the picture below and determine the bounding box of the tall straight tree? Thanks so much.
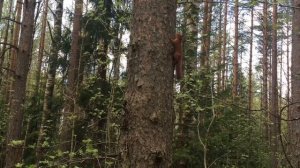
[199,0,212,125]
[200,0,212,70]
[262,0,269,140]
[35,0,49,95]
[5,0,36,167]
[36,0,63,164]
[217,1,223,93]
[221,0,228,90]
[0,0,13,87]
[119,0,176,167]
[232,0,239,97]
[270,1,279,167]
[6,0,23,102]
[248,5,254,111]
[290,0,300,166]
[286,17,290,115]
[59,0,83,152]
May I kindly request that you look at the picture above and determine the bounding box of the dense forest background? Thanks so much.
[0,0,299,167]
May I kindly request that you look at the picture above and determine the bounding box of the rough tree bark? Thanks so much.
[119,0,176,167]
[290,0,300,166]
[5,0,36,167]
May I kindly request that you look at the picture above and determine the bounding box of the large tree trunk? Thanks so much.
[270,1,279,167]
[119,0,176,167]
[59,0,83,153]
[36,0,63,165]
[290,0,300,166]
[5,0,36,167]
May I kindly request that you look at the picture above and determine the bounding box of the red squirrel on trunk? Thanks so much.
[170,33,184,79]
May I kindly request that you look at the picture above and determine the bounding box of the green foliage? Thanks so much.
[82,139,99,157]
[8,140,24,146]
[0,98,7,145]
[78,77,111,116]
[22,91,64,165]
[173,98,271,167]
[173,69,271,167]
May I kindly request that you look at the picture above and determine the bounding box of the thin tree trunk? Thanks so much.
[268,48,272,144]
[0,0,13,88]
[286,21,290,117]
[221,0,228,90]
[200,0,212,69]
[36,0,63,165]
[97,38,108,80]
[3,0,22,104]
[97,0,112,80]
[248,6,254,112]
[232,0,239,97]
[35,0,49,96]
[279,39,283,108]
[5,0,36,167]
[0,0,4,22]
[262,0,269,141]
[119,0,176,167]
[174,2,198,168]
[199,0,212,112]
[59,0,83,153]
[270,1,279,167]
[199,2,214,166]
[286,15,291,166]
[217,2,223,93]
[112,24,122,81]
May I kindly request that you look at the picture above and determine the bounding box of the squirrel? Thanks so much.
[170,33,184,80]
